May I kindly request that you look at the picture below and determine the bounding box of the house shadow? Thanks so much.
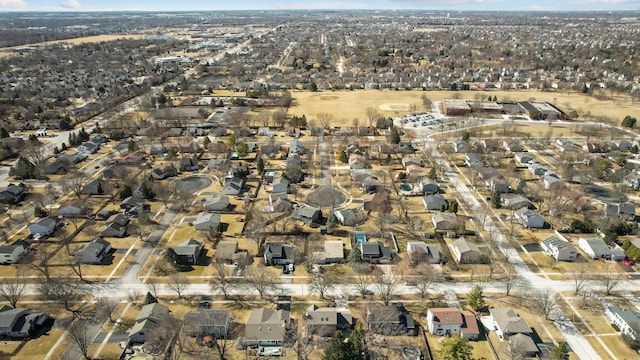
[219,223,230,233]
[99,253,116,266]
[196,252,212,266]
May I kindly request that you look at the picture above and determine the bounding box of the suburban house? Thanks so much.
[221,177,245,196]
[214,240,240,264]
[0,306,48,338]
[503,140,523,152]
[542,173,563,191]
[179,157,199,171]
[366,303,416,336]
[0,240,29,265]
[423,194,448,211]
[419,179,440,194]
[514,207,545,229]
[515,153,533,165]
[118,151,146,165]
[578,237,626,260]
[452,140,469,153]
[489,178,510,193]
[359,241,393,264]
[489,308,538,356]
[204,195,230,212]
[334,208,364,227]
[81,178,106,195]
[451,238,484,264]
[128,303,170,344]
[244,307,291,354]
[407,242,440,264]
[604,203,636,221]
[292,204,322,224]
[207,158,230,171]
[264,243,295,265]
[501,194,534,210]
[0,185,25,204]
[101,221,127,238]
[77,141,100,154]
[120,195,147,212]
[432,212,459,231]
[304,305,353,337]
[58,199,87,216]
[194,212,221,231]
[361,176,381,194]
[174,238,204,265]
[271,177,290,194]
[183,309,230,337]
[540,236,577,262]
[150,165,177,180]
[528,162,548,176]
[402,157,423,169]
[605,303,640,341]
[426,308,480,340]
[464,153,483,167]
[107,213,129,228]
[28,216,58,236]
[75,237,112,264]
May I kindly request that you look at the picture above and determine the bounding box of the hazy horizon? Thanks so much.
[1,0,639,13]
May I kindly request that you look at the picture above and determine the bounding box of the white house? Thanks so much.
[514,207,545,229]
[540,236,577,262]
[0,240,29,265]
[605,303,640,341]
[426,308,479,340]
[578,237,625,260]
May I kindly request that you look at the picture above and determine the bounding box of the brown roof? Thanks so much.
[461,311,480,337]
[429,308,463,325]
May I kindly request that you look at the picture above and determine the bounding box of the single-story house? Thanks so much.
[451,238,484,264]
[101,222,127,238]
[489,178,510,193]
[419,179,440,194]
[128,303,170,344]
[118,151,146,165]
[107,213,129,228]
[514,153,533,165]
[432,212,459,231]
[150,165,177,180]
[464,153,483,167]
[0,240,29,265]
[244,308,291,349]
[207,158,230,171]
[179,157,199,172]
[452,140,469,153]
[221,177,244,196]
[194,212,221,231]
[28,216,58,236]
[605,303,640,341]
[204,195,230,212]
[292,204,322,224]
[214,241,238,264]
[543,174,563,191]
[402,157,423,169]
[75,237,112,264]
[407,242,440,264]
[0,306,48,338]
[423,194,448,211]
[322,240,344,264]
[81,178,106,195]
[269,192,292,212]
[514,207,545,229]
[334,208,364,227]
[305,304,353,337]
[264,243,295,265]
[0,185,25,204]
[367,303,416,336]
[58,199,87,217]
[508,333,539,357]
[120,196,146,212]
[540,236,577,262]
[271,177,290,194]
[501,194,534,210]
[174,238,204,265]
[77,141,99,154]
[184,309,231,337]
[528,162,548,176]
[426,308,479,340]
[361,176,380,194]
[578,237,626,261]
[359,241,393,264]
[503,140,523,152]
[489,308,533,340]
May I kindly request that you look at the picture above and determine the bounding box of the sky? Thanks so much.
[0,0,639,12]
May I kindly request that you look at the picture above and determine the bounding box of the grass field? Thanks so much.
[287,89,638,128]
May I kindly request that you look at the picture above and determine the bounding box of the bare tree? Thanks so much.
[245,265,277,300]
[570,262,592,296]
[410,263,439,299]
[146,316,183,357]
[531,289,557,320]
[67,319,92,360]
[39,280,86,317]
[406,216,426,238]
[67,257,87,283]
[375,273,399,306]
[60,171,87,198]
[502,266,524,296]
[31,251,51,282]
[309,272,335,299]
[0,268,27,307]
[174,188,193,210]
[153,181,174,206]
[272,110,287,128]
[599,263,624,296]
[366,107,379,128]
[168,273,190,299]
[97,298,120,323]
[316,112,333,129]
[210,262,236,300]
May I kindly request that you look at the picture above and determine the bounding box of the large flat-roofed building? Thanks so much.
[442,99,471,116]
[519,101,565,120]
[471,101,503,114]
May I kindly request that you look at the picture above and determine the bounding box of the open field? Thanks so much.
[287,89,638,127]
[0,34,144,56]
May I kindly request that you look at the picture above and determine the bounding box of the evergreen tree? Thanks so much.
[428,167,437,180]
[140,182,155,199]
[143,291,158,305]
[467,285,485,311]
[119,185,133,200]
[256,156,265,174]
[236,142,249,158]
[449,200,459,214]
[490,190,501,208]
[61,143,67,151]
[0,128,9,138]
[323,330,359,360]
[439,334,472,360]
[326,213,339,234]
[348,247,363,267]
[338,148,348,163]
[59,116,72,131]
[9,156,40,180]
[127,139,137,153]
[462,131,470,141]
[202,136,211,149]
[389,126,401,144]
[550,343,569,360]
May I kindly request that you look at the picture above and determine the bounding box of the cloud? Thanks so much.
[60,0,81,9]
[0,0,28,10]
